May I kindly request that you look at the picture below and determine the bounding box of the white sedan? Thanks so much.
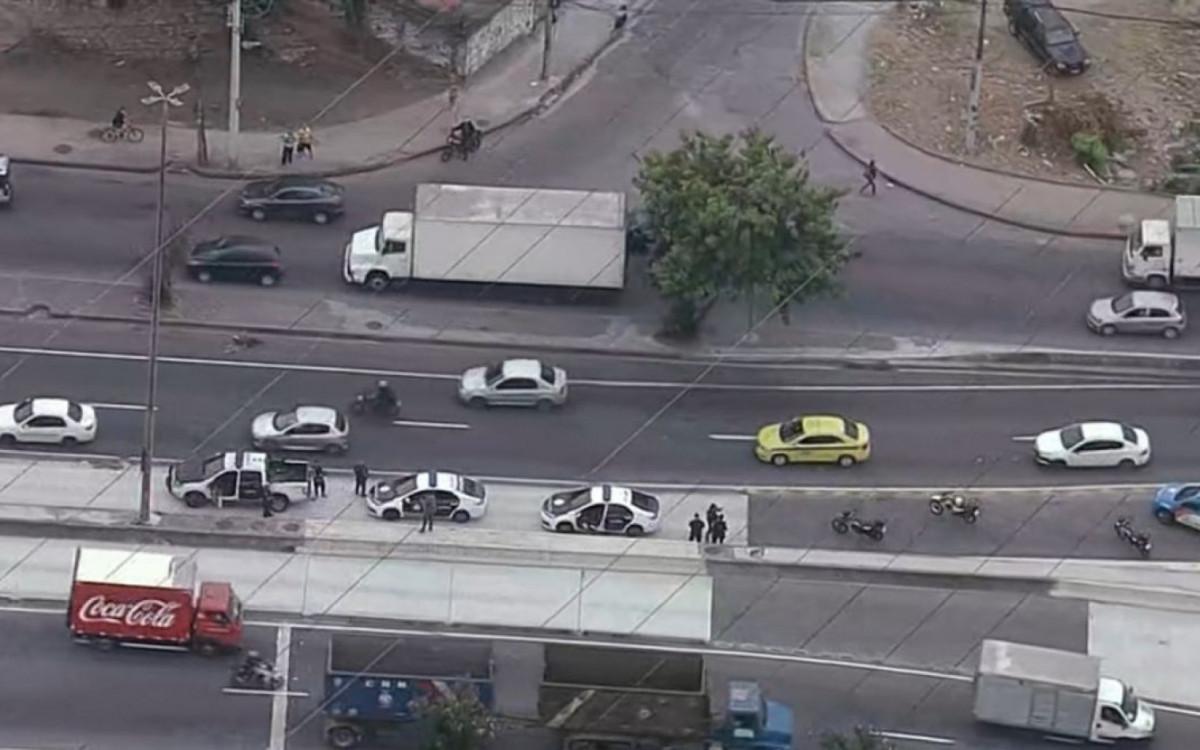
[0,398,98,445]
[1034,421,1150,468]
[540,485,662,536]
[367,471,488,523]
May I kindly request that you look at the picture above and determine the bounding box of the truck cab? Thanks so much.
[1122,196,1200,289]
[343,211,414,292]
[716,681,794,750]
[194,581,244,650]
[167,451,312,513]
[1095,676,1155,741]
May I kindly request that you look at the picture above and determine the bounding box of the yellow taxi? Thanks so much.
[754,414,871,467]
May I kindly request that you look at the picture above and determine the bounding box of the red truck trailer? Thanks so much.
[67,547,244,653]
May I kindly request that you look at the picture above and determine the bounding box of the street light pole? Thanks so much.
[136,80,189,525]
[964,0,988,153]
[227,0,242,167]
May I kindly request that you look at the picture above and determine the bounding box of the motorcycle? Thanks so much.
[441,127,482,162]
[831,510,886,541]
[232,659,284,691]
[929,492,981,524]
[1113,516,1152,559]
[351,390,402,418]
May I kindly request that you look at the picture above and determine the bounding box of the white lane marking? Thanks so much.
[708,434,757,442]
[392,419,471,430]
[1148,702,1200,718]
[0,344,1195,394]
[877,730,956,746]
[222,688,309,698]
[269,624,292,750]
[1011,435,1038,442]
[91,402,149,411]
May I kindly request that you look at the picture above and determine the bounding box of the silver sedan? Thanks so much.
[1087,291,1186,339]
[251,406,349,453]
[458,358,568,410]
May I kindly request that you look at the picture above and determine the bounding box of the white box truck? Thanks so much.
[973,640,1154,743]
[1122,194,1200,288]
[343,183,627,292]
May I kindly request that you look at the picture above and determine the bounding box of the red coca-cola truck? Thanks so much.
[67,547,244,653]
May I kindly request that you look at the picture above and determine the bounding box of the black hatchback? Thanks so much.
[188,236,284,286]
[237,176,344,225]
[1004,0,1088,75]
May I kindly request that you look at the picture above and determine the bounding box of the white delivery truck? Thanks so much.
[973,640,1154,743]
[1122,194,1200,288]
[343,183,627,292]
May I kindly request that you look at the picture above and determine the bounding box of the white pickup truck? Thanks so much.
[166,451,314,513]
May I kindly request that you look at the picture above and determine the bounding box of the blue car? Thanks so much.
[1152,484,1200,530]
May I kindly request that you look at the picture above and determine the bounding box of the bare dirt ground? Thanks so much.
[0,1,450,130]
[867,0,1200,189]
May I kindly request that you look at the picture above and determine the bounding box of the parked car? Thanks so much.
[188,236,283,286]
[1152,484,1200,531]
[1034,421,1150,468]
[1003,0,1089,75]
[251,405,349,453]
[0,154,12,207]
[754,414,871,467]
[541,484,661,536]
[166,451,313,512]
[0,397,96,445]
[367,471,487,523]
[237,176,344,224]
[458,358,568,409]
[1087,291,1186,339]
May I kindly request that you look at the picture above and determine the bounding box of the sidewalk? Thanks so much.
[803,2,1174,240]
[0,0,628,179]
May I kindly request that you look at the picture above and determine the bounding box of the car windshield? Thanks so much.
[1121,425,1137,443]
[1120,683,1138,719]
[1059,425,1085,449]
[272,411,300,430]
[629,490,659,514]
[842,420,859,440]
[66,402,82,421]
[1111,294,1136,314]
[388,476,420,496]
[461,477,485,499]
[541,364,556,384]
[13,400,33,422]
[484,363,504,383]
[200,454,226,477]
[779,420,804,441]
[335,413,347,431]
[1045,27,1075,46]
[549,487,591,511]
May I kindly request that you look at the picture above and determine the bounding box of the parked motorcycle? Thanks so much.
[831,510,886,541]
[929,492,981,524]
[1113,516,1152,559]
[351,390,401,418]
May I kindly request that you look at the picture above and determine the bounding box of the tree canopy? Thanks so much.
[633,129,847,336]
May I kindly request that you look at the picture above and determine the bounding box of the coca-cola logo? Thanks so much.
[78,595,181,629]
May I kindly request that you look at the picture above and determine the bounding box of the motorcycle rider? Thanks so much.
[236,650,276,686]
[111,106,127,131]
[374,379,398,410]
[448,119,480,155]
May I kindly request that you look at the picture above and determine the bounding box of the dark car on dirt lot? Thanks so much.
[1003,0,1089,75]
[237,176,344,225]
[188,235,284,287]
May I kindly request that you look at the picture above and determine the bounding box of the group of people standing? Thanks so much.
[688,503,728,544]
[280,125,315,165]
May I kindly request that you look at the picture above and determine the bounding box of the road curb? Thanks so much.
[799,6,1125,242]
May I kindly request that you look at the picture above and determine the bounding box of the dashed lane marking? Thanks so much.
[392,419,471,430]
[708,434,757,442]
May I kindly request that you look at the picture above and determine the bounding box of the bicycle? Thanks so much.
[100,124,145,143]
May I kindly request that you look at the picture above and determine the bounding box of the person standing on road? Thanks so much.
[705,503,721,543]
[296,125,314,159]
[687,513,705,543]
[860,159,877,196]
[311,462,326,498]
[420,496,436,533]
[711,514,727,545]
[280,130,296,165]
[353,462,369,497]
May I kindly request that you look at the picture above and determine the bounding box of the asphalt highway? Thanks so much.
[1,332,1200,487]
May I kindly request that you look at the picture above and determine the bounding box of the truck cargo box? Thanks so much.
[412,183,626,289]
[325,634,495,724]
[68,548,196,644]
[973,640,1099,738]
[540,644,709,741]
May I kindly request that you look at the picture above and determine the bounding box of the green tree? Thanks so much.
[820,726,895,750]
[634,129,847,338]
[421,688,496,750]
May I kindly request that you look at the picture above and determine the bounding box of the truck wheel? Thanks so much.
[365,272,390,292]
[184,491,209,508]
[327,725,361,749]
[451,510,470,523]
[1147,276,1168,290]
[268,494,290,513]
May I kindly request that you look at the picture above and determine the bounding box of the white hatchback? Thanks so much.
[1034,421,1150,468]
[0,397,97,445]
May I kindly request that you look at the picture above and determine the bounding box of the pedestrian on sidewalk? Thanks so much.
[860,159,877,196]
[687,513,705,543]
[311,462,326,498]
[353,462,369,497]
[704,503,721,543]
[261,492,274,519]
[711,514,727,545]
[296,125,314,159]
[614,3,628,30]
[280,130,296,165]
[420,496,436,533]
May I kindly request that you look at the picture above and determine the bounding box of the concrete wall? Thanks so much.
[457,0,535,77]
[15,0,222,59]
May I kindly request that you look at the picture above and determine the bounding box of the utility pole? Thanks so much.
[539,0,553,81]
[137,80,189,526]
[964,0,987,153]
[227,0,242,166]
